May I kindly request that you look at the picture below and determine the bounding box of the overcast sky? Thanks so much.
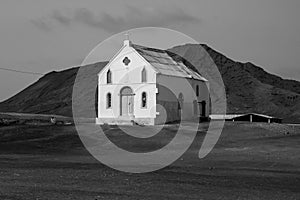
[0,0,299,101]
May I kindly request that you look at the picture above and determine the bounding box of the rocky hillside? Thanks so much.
[170,44,300,122]
[0,44,299,123]
[0,62,106,117]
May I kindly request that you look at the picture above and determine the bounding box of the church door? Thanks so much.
[120,87,134,116]
[198,101,206,117]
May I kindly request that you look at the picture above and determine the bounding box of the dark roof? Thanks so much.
[131,44,207,81]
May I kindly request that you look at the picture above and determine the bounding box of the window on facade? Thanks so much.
[196,85,199,97]
[107,69,112,84]
[106,93,112,108]
[123,57,131,66]
[141,68,147,82]
[141,92,147,108]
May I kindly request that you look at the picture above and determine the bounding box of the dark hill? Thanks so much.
[170,44,300,123]
[0,62,107,116]
[0,44,299,123]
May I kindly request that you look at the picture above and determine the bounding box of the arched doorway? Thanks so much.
[199,100,206,117]
[120,87,134,116]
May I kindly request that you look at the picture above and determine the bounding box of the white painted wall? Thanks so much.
[98,42,157,119]
[98,83,157,118]
[98,44,156,85]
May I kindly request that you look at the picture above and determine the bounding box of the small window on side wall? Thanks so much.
[196,85,199,97]
[141,68,147,83]
[107,69,112,84]
[106,93,112,108]
[196,85,200,97]
[141,92,147,108]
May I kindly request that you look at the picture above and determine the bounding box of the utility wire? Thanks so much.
[0,67,45,75]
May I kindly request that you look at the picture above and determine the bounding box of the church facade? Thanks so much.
[96,39,210,125]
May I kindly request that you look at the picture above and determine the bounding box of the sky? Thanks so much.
[0,0,299,101]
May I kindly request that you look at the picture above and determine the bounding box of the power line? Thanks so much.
[0,67,45,75]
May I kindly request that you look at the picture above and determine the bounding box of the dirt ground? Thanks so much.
[0,122,299,200]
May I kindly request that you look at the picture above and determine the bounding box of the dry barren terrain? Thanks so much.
[0,122,299,199]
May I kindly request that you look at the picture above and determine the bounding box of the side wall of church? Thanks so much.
[156,74,209,124]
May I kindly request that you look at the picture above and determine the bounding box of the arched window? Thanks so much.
[178,93,184,110]
[123,57,131,66]
[141,92,147,108]
[107,69,112,84]
[106,93,112,108]
[196,85,199,97]
[141,68,147,82]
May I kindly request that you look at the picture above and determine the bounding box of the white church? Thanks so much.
[96,38,210,125]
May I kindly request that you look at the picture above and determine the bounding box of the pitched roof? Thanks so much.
[234,113,282,119]
[131,44,207,81]
[210,113,282,120]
